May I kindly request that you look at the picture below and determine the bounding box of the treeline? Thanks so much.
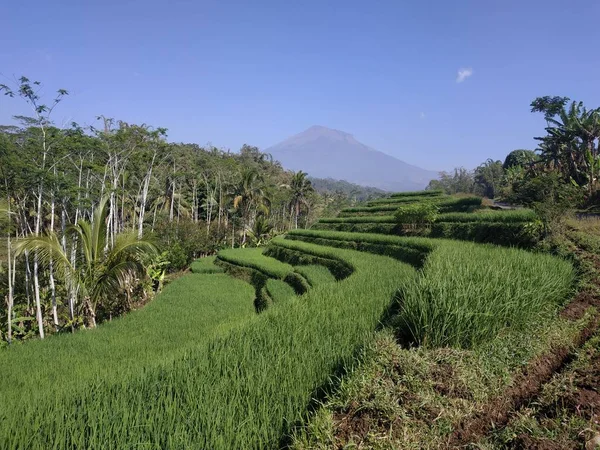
[428,96,600,216]
[0,77,353,343]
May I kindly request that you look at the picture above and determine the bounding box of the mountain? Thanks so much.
[266,126,438,192]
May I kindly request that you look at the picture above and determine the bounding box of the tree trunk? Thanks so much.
[33,187,45,339]
[138,152,155,239]
[84,298,96,328]
[49,190,58,330]
[6,194,13,344]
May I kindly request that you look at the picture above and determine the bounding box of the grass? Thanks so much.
[311,222,398,235]
[320,209,535,225]
[318,216,397,224]
[0,238,417,449]
[0,273,255,409]
[216,247,294,278]
[487,328,600,449]
[294,264,337,287]
[339,197,482,217]
[286,229,575,348]
[435,209,537,223]
[292,311,588,449]
[389,190,444,198]
[396,241,575,348]
[265,278,297,303]
[190,255,224,273]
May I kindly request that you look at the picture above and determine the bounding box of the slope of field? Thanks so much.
[0,273,256,406]
[0,238,418,449]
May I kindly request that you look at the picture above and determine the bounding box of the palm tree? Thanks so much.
[15,197,157,329]
[246,215,274,247]
[230,168,269,244]
[287,171,314,229]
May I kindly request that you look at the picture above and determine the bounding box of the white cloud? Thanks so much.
[456,67,473,83]
[420,112,426,119]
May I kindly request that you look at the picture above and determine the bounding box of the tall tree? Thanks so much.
[1,77,68,338]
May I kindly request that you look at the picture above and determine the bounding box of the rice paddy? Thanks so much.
[0,190,578,449]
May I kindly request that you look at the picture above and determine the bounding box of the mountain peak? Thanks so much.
[278,125,358,148]
[266,127,437,191]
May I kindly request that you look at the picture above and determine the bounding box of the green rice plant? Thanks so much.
[0,237,417,449]
[367,195,443,206]
[294,265,336,287]
[318,216,396,224]
[215,248,309,311]
[285,229,574,349]
[343,196,481,216]
[265,278,296,303]
[190,255,224,273]
[287,229,433,267]
[311,222,398,234]
[0,273,255,409]
[430,221,542,247]
[396,241,575,348]
[217,247,293,278]
[366,195,481,209]
[435,209,537,223]
[389,190,444,198]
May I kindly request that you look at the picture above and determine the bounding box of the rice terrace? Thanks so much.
[2,3,600,448]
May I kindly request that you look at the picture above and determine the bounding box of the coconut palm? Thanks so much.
[246,215,274,247]
[287,171,314,229]
[229,168,269,243]
[15,197,157,328]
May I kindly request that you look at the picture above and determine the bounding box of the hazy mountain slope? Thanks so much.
[266,126,438,191]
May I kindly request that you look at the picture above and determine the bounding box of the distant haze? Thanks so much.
[267,126,439,192]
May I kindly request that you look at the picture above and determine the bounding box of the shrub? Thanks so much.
[394,202,439,228]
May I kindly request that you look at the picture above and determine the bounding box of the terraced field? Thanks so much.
[2,190,597,449]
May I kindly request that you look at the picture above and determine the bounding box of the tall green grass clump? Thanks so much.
[190,255,224,273]
[285,229,575,348]
[396,242,575,348]
[294,264,336,286]
[265,278,297,302]
[217,247,293,278]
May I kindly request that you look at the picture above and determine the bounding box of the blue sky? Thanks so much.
[1,0,599,172]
